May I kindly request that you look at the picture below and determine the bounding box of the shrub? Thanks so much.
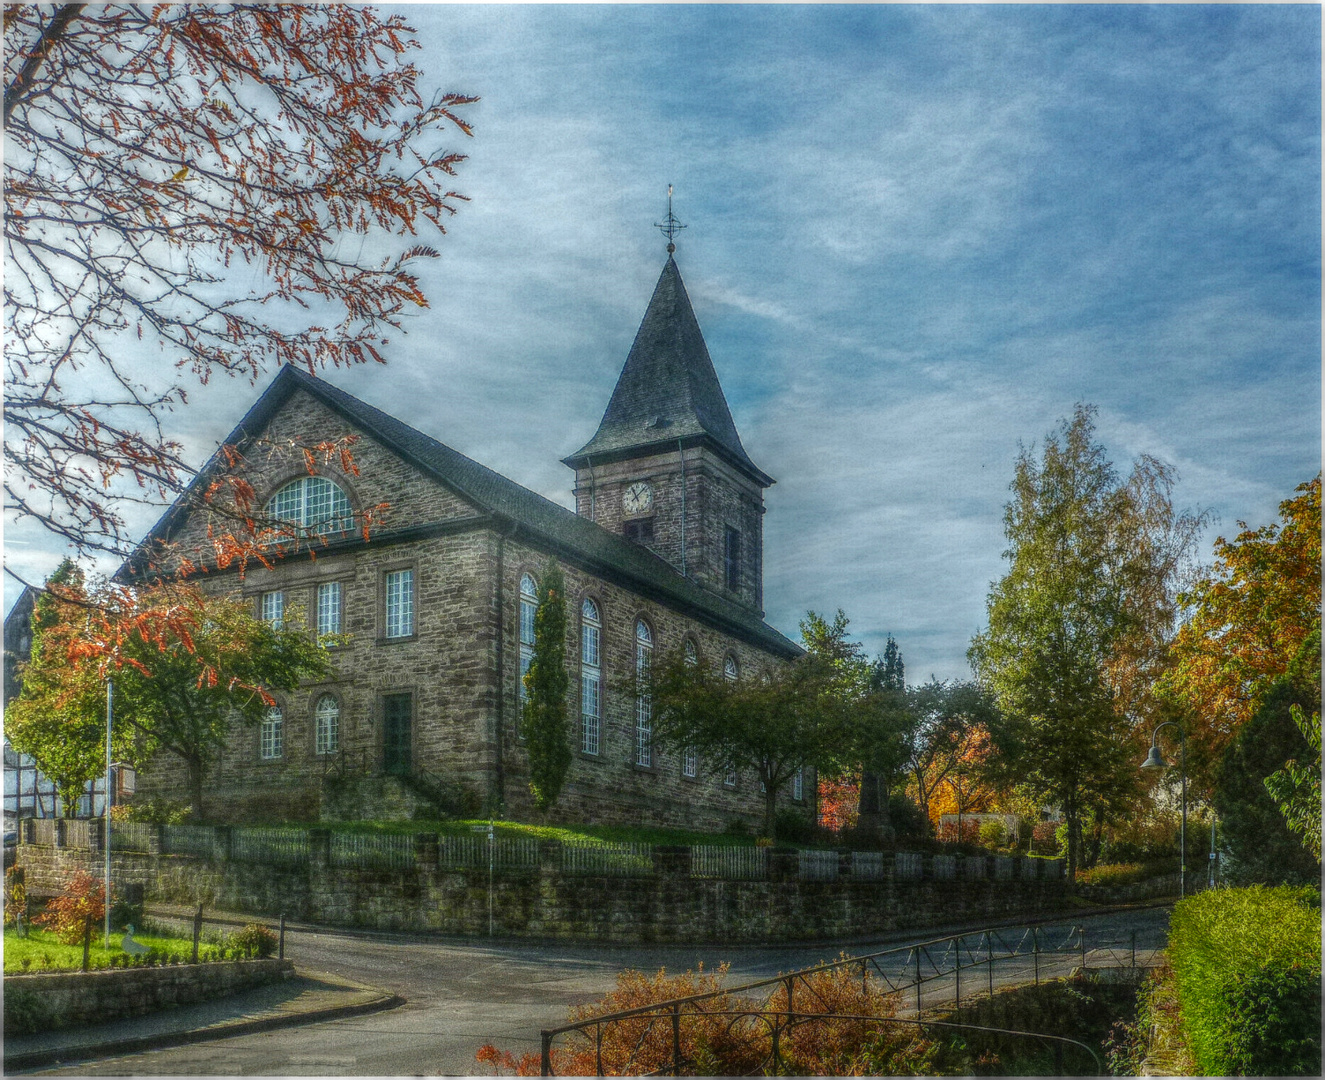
[4,867,28,928]
[978,818,1006,847]
[228,923,278,958]
[1075,858,1179,888]
[3,988,53,1036]
[1169,885,1321,1077]
[1100,809,1182,863]
[476,959,930,1076]
[32,871,108,945]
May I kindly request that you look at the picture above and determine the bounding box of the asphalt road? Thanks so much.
[29,905,1170,1077]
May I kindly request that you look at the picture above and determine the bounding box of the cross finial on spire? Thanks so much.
[654,184,686,254]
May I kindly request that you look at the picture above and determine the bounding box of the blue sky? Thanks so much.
[4,4,1320,683]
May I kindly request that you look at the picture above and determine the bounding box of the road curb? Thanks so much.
[2,982,404,1072]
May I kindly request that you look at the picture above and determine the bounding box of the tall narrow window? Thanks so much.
[317,582,342,638]
[635,619,653,767]
[721,657,738,787]
[682,638,699,777]
[260,590,284,627]
[315,695,340,756]
[724,527,742,591]
[260,706,283,760]
[384,569,414,638]
[793,767,804,802]
[518,574,537,730]
[580,599,601,755]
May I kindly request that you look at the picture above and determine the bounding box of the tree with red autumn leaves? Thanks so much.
[4,4,475,565]
[8,559,329,818]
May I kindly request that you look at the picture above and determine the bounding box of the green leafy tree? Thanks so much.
[902,679,1000,831]
[523,561,571,811]
[854,637,914,838]
[1264,703,1322,861]
[969,405,1203,880]
[7,561,134,811]
[11,575,328,819]
[1216,627,1321,881]
[651,612,857,840]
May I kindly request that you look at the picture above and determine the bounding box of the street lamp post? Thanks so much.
[1140,720,1186,898]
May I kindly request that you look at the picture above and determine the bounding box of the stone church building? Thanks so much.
[124,254,808,830]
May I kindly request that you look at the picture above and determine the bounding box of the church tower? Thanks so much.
[564,247,774,613]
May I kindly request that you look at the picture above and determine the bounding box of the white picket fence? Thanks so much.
[691,845,767,880]
[331,832,414,870]
[560,842,654,876]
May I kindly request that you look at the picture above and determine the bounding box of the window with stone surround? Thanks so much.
[316,581,342,638]
[635,618,653,768]
[260,706,283,760]
[315,694,340,756]
[260,590,284,627]
[265,475,354,536]
[517,574,537,732]
[384,568,414,639]
[580,598,601,755]
[722,657,738,787]
[682,638,699,777]
[724,526,742,591]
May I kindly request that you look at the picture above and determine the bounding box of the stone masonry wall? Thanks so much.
[18,841,1068,946]
[3,959,293,1036]
[498,536,803,832]
[132,386,800,832]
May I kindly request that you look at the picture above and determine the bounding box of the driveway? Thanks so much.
[25,905,1170,1076]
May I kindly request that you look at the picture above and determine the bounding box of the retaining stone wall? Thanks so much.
[17,840,1068,944]
[2,959,293,1036]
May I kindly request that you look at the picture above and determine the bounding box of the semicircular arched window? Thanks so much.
[724,655,740,682]
[315,695,340,756]
[265,476,353,536]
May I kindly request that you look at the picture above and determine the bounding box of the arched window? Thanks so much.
[580,599,601,755]
[517,574,537,729]
[684,638,699,665]
[724,655,739,682]
[260,706,283,760]
[265,476,353,535]
[635,619,653,767]
[315,695,340,756]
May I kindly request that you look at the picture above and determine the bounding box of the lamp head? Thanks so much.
[1140,745,1168,770]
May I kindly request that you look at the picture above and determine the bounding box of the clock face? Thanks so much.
[622,481,654,516]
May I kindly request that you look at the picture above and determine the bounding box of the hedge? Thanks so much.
[1169,885,1321,1076]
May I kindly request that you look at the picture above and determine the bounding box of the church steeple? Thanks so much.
[563,256,772,488]
[566,250,771,613]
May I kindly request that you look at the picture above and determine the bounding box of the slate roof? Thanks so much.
[121,366,800,659]
[564,257,773,487]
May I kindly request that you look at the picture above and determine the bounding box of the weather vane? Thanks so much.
[654,184,686,253]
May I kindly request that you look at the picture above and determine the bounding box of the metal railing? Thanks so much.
[160,823,220,858]
[540,918,1157,1076]
[110,821,156,853]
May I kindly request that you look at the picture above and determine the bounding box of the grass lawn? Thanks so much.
[3,926,226,974]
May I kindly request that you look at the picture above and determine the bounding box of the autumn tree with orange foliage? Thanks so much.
[8,561,328,818]
[1164,475,1321,787]
[4,4,475,566]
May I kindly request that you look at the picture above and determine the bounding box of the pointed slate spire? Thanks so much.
[565,257,771,486]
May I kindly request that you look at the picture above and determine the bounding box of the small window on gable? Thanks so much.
[265,476,354,536]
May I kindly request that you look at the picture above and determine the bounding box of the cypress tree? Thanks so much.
[525,560,571,810]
